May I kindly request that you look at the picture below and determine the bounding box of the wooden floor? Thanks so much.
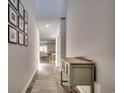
[28,59,68,93]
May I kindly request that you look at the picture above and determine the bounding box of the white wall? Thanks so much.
[47,43,55,53]
[40,43,55,53]
[8,0,40,93]
[66,0,115,93]
[56,21,61,67]
[56,18,66,68]
[60,18,66,58]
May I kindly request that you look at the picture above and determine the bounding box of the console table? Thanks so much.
[61,57,95,93]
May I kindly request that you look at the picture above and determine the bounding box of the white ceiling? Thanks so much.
[35,0,67,42]
[36,18,59,41]
[35,0,66,17]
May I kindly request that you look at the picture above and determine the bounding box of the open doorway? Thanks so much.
[37,18,60,67]
[37,18,66,69]
[40,40,56,63]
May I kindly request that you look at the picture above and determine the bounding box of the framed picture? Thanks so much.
[24,23,28,34]
[9,0,18,10]
[18,16,24,31]
[19,1,24,17]
[24,10,28,23]
[8,25,17,44]
[8,4,18,27]
[24,35,28,46]
[18,32,24,45]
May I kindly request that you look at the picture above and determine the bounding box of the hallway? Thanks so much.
[29,61,67,93]
[8,0,115,93]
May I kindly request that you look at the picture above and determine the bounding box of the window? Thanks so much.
[40,45,47,53]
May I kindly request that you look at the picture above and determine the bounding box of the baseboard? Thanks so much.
[21,67,37,93]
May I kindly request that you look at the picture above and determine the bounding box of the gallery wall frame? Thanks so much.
[18,16,24,31]
[24,22,28,34]
[8,0,18,10]
[24,10,28,23]
[24,35,28,46]
[8,25,17,44]
[18,31,24,45]
[8,4,18,27]
[8,0,29,46]
[18,0,24,18]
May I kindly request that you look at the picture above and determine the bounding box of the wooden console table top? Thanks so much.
[62,57,94,65]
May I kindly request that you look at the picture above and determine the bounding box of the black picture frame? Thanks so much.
[18,16,24,31]
[8,0,19,10]
[8,4,18,27]
[8,25,17,44]
[18,0,24,18]
[24,10,28,23]
[24,35,28,46]
[18,31,24,45]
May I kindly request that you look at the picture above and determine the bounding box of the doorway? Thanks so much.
[37,18,61,67]
[40,40,56,64]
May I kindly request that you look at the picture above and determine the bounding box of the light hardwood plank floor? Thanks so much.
[29,60,68,93]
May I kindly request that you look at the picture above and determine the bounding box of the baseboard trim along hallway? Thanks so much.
[21,67,38,93]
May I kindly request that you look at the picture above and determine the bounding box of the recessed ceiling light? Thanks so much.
[45,24,49,28]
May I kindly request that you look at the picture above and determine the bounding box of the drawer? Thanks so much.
[71,67,92,85]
